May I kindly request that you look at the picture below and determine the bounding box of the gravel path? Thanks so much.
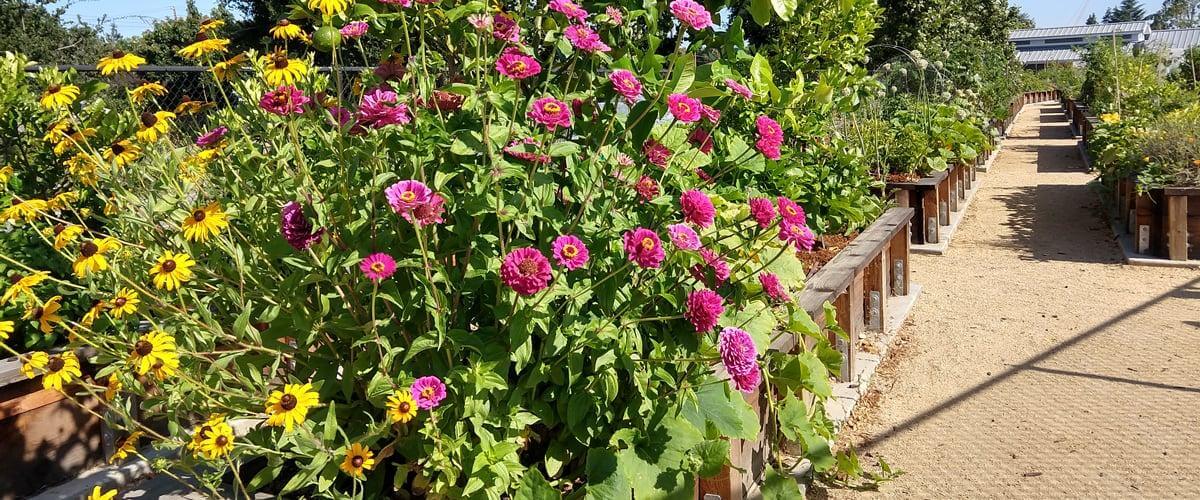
[821,102,1200,498]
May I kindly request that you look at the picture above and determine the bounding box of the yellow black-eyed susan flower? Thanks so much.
[198,18,225,34]
[262,51,308,86]
[47,191,78,210]
[210,53,248,81]
[64,154,99,186]
[0,165,11,185]
[81,299,106,327]
[0,319,12,341]
[2,271,48,305]
[199,422,234,459]
[97,50,146,75]
[149,251,195,290]
[264,382,319,431]
[20,351,48,378]
[178,32,230,60]
[128,330,178,379]
[87,486,117,500]
[104,374,122,401]
[173,95,213,116]
[189,414,225,454]
[73,237,120,278]
[40,83,80,109]
[38,351,81,391]
[109,288,140,318]
[129,81,167,103]
[181,202,229,243]
[109,431,142,463]
[136,110,176,143]
[309,0,352,17]
[1,199,48,223]
[270,19,306,40]
[339,443,375,479]
[53,224,83,250]
[387,390,418,423]
[104,140,141,167]
[24,295,63,333]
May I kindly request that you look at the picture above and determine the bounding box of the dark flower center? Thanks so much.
[215,435,228,446]
[277,19,290,27]
[194,31,209,42]
[112,50,126,58]
[134,340,153,356]
[141,112,157,127]
[351,455,364,468]
[398,402,411,413]
[31,307,44,319]
[53,223,65,235]
[47,84,61,94]
[199,425,212,438]
[517,258,539,275]
[80,241,98,257]
[114,297,127,307]
[8,274,21,284]
[279,393,298,411]
[47,357,65,372]
[273,54,289,69]
[192,209,206,222]
[111,143,125,155]
[561,245,578,258]
[160,259,176,272]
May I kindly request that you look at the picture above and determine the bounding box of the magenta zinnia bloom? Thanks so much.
[688,128,714,154]
[779,220,815,251]
[718,327,758,376]
[667,223,701,251]
[731,367,761,393]
[357,87,412,128]
[528,97,572,130]
[634,175,660,203]
[667,93,702,123]
[360,253,397,281]
[260,86,309,116]
[406,193,446,226]
[680,190,715,228]
[280,201,324,251]
[504,137,551,164]
[776,197,807,225]
[758,272,790,302]
[700,105,721,124]
[548,0,589,22]
[340,21,369,38]
[725,78,754,100]
[564,24,610,53]
[643,139,672,168]
[500,248,553,296]
[606,5,623,25]
[755,115,784,160]
[623,228,665,268]
[551,235,589,270]
[493,13,520,42]
[670,0,713,30]
[385,180,432,214]
[684,289,724,332]
[749,197,776,228]
[496,49,542,79]
[608,69,643,102]
[195,126,227,148]
[380,0,412,5]
[690,248,729,287]
[410,376,447,410]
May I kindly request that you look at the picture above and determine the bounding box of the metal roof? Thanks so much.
[1010,22,1151,40]
[1016,49,1084,65]
[1145,28,1200,49]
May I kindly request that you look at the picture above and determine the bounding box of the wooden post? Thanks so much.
[890,223,910,297]
[1168,195,1189,260]
[936,176,950,226]
[864,248,888,333]
[922,187,940,244]
[947,165,960,213]
[831,272,864,381]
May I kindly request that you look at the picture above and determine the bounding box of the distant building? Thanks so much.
[1010,22,1152,68]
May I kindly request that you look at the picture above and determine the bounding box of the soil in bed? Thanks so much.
[885,172,923,183]
[798,233,857,277]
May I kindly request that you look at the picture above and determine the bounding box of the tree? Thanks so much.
[1087,13,1100,24]
[0,0,118,64]
[1008,6,1035,29]
[1104,0,1148,22]
[1153,0,1200,28]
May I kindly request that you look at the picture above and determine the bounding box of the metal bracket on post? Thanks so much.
[939,201,949,224]
[892,259,905,296]
[926,218,938,243]
[1127,209,1136,235]
[1138,225,1150,254]
[868,291,882,330]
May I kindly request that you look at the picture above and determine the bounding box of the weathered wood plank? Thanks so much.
[1167,195,1189,261]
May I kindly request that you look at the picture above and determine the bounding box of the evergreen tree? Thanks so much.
[1104,0,1148,22]
[1087,13,1099,24]
[1154,0,1200,28]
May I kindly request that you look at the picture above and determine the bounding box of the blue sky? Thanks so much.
[1012,0,1130,28]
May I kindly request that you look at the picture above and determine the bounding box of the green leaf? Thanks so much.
[683,382,758,440]
[245,456,283,491]
[585,448,630,498]
[776,394,835,471]
[770,0,796,20]
[669,53,696,95]
[322,401,337,442]
[760,468,804,499]
[515,469,561,500]
[749,0,773,25]
[692,439,730,478]
[366,371,393,406]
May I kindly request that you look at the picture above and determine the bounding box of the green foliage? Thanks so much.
[0,0,118,65]
[1028,64,1085,99]
[1104,0,1148,23]
[1080,40,1195,117]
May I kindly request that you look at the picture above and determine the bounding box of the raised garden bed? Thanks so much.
[1112,183,1200,263]
[698,207,918,499]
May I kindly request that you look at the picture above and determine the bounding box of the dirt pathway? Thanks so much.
[823,102,1200,498]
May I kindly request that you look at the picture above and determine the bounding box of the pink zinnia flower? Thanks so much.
[385,180,432,214]
[606,5,623,25]
[551,235,589,270]
[280,201,324,251]
[688,128,714,154]
[623,228,665,268]
[548,0,589,22]
[528,97,572,130]
[634,175,660,202]
[504,137,551,164]
[643,139,671,168]
[380,0,413,5]
[690,248,729,287]
[670,0,713,30]
[196,126,227,148]
[493,13,520,43]
[718,327,758,376]
[700,105,720,124]
[755,115,784,160]
[564,24,610,53]
[500,248,553,296]
[608,69,643,102]
[467,13,492,30]
[759,272,790,302]
[680,190,715,228]
[667,223,701,250]
[360,253,396,281]
[749,197,776,228]
[410,376,447,410]
[667,93,702,123]
[776,197,806,225]
[357,87,412,128]
[731,367,760,393]
[684,289,724,332]
[340,21,369,38]
[779,220,815,251]
[496,48,542,80]
[260,85,309,116]
[406,193,446,226]
[725,78,753,100]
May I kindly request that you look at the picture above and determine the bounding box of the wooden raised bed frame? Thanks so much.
[699,207,914,499]
[1114,183,1200,261]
